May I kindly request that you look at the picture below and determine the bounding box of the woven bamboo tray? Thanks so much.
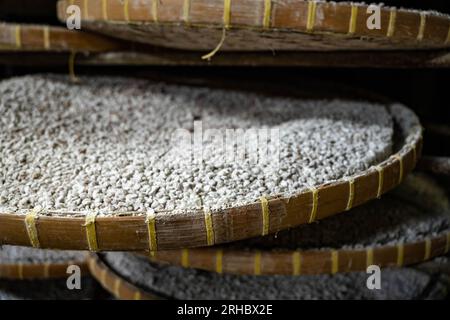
[89,252,450,300]
[57,0,450,53]
[149,230,450,276]
[0,248,88,280]
[0,88,422,252]
[147,170,450,276]
[0,261,89,280]
[0,22,124,52]
[87,253,161,300]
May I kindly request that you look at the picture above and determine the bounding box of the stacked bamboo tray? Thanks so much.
[56,0,450,52]
[1,0,450,67]
[1,0,450,300]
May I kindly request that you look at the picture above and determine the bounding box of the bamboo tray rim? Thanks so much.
[58,1,450,28]
[148,229,450,276]
[148,163,450,275]
[57,0,450,51]
[87,253,162,300]
[0,259,88,280]
[92,233,450,300]
[0,22,124,52]
[0,89,422,251]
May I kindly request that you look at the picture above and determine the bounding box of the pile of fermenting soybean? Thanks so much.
[0,75,395,214]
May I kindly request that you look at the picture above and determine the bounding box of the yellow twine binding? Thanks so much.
[83,0,89,19]
[331,250,339,274]
[43,26,50,50]
[102,0,108,20]
[223,0,231,28]
[308,187,319,223]
[123,0,130,21]
[134,291,142,300]
[292,251,301,276]
[181,249,189,268]
[204,208,215,246]
[366,248,374,267]
[374,165,384,198]
[25,209,41,248]
[393,154,403,184]
[348,5,358,34]
[201,0,230,60]
[417,13,426,41]
[346,178,355,211]
[263,0,272,29]
[152,0,159,22]
[146,210,158,254]
[15,25,22,49]
[100,268,107,284]
[306,1,317,32]
[114,278,121,297]
[387,8,397,37]
[183,0,191,24]
[201,29,226,60]
[84,212,99,251]
[260,196,270,236]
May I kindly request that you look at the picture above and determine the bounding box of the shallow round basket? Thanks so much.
[148,175,450,276]
[89,252,450,300]
[0,83,422,252]
[0,22,124,52]
[150,232,450,276]
[57,0,450,52]
[0,277,102,300]
[87,254,161,300]
[0,246,88,280]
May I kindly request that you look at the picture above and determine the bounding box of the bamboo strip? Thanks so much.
[87,254,162,300]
